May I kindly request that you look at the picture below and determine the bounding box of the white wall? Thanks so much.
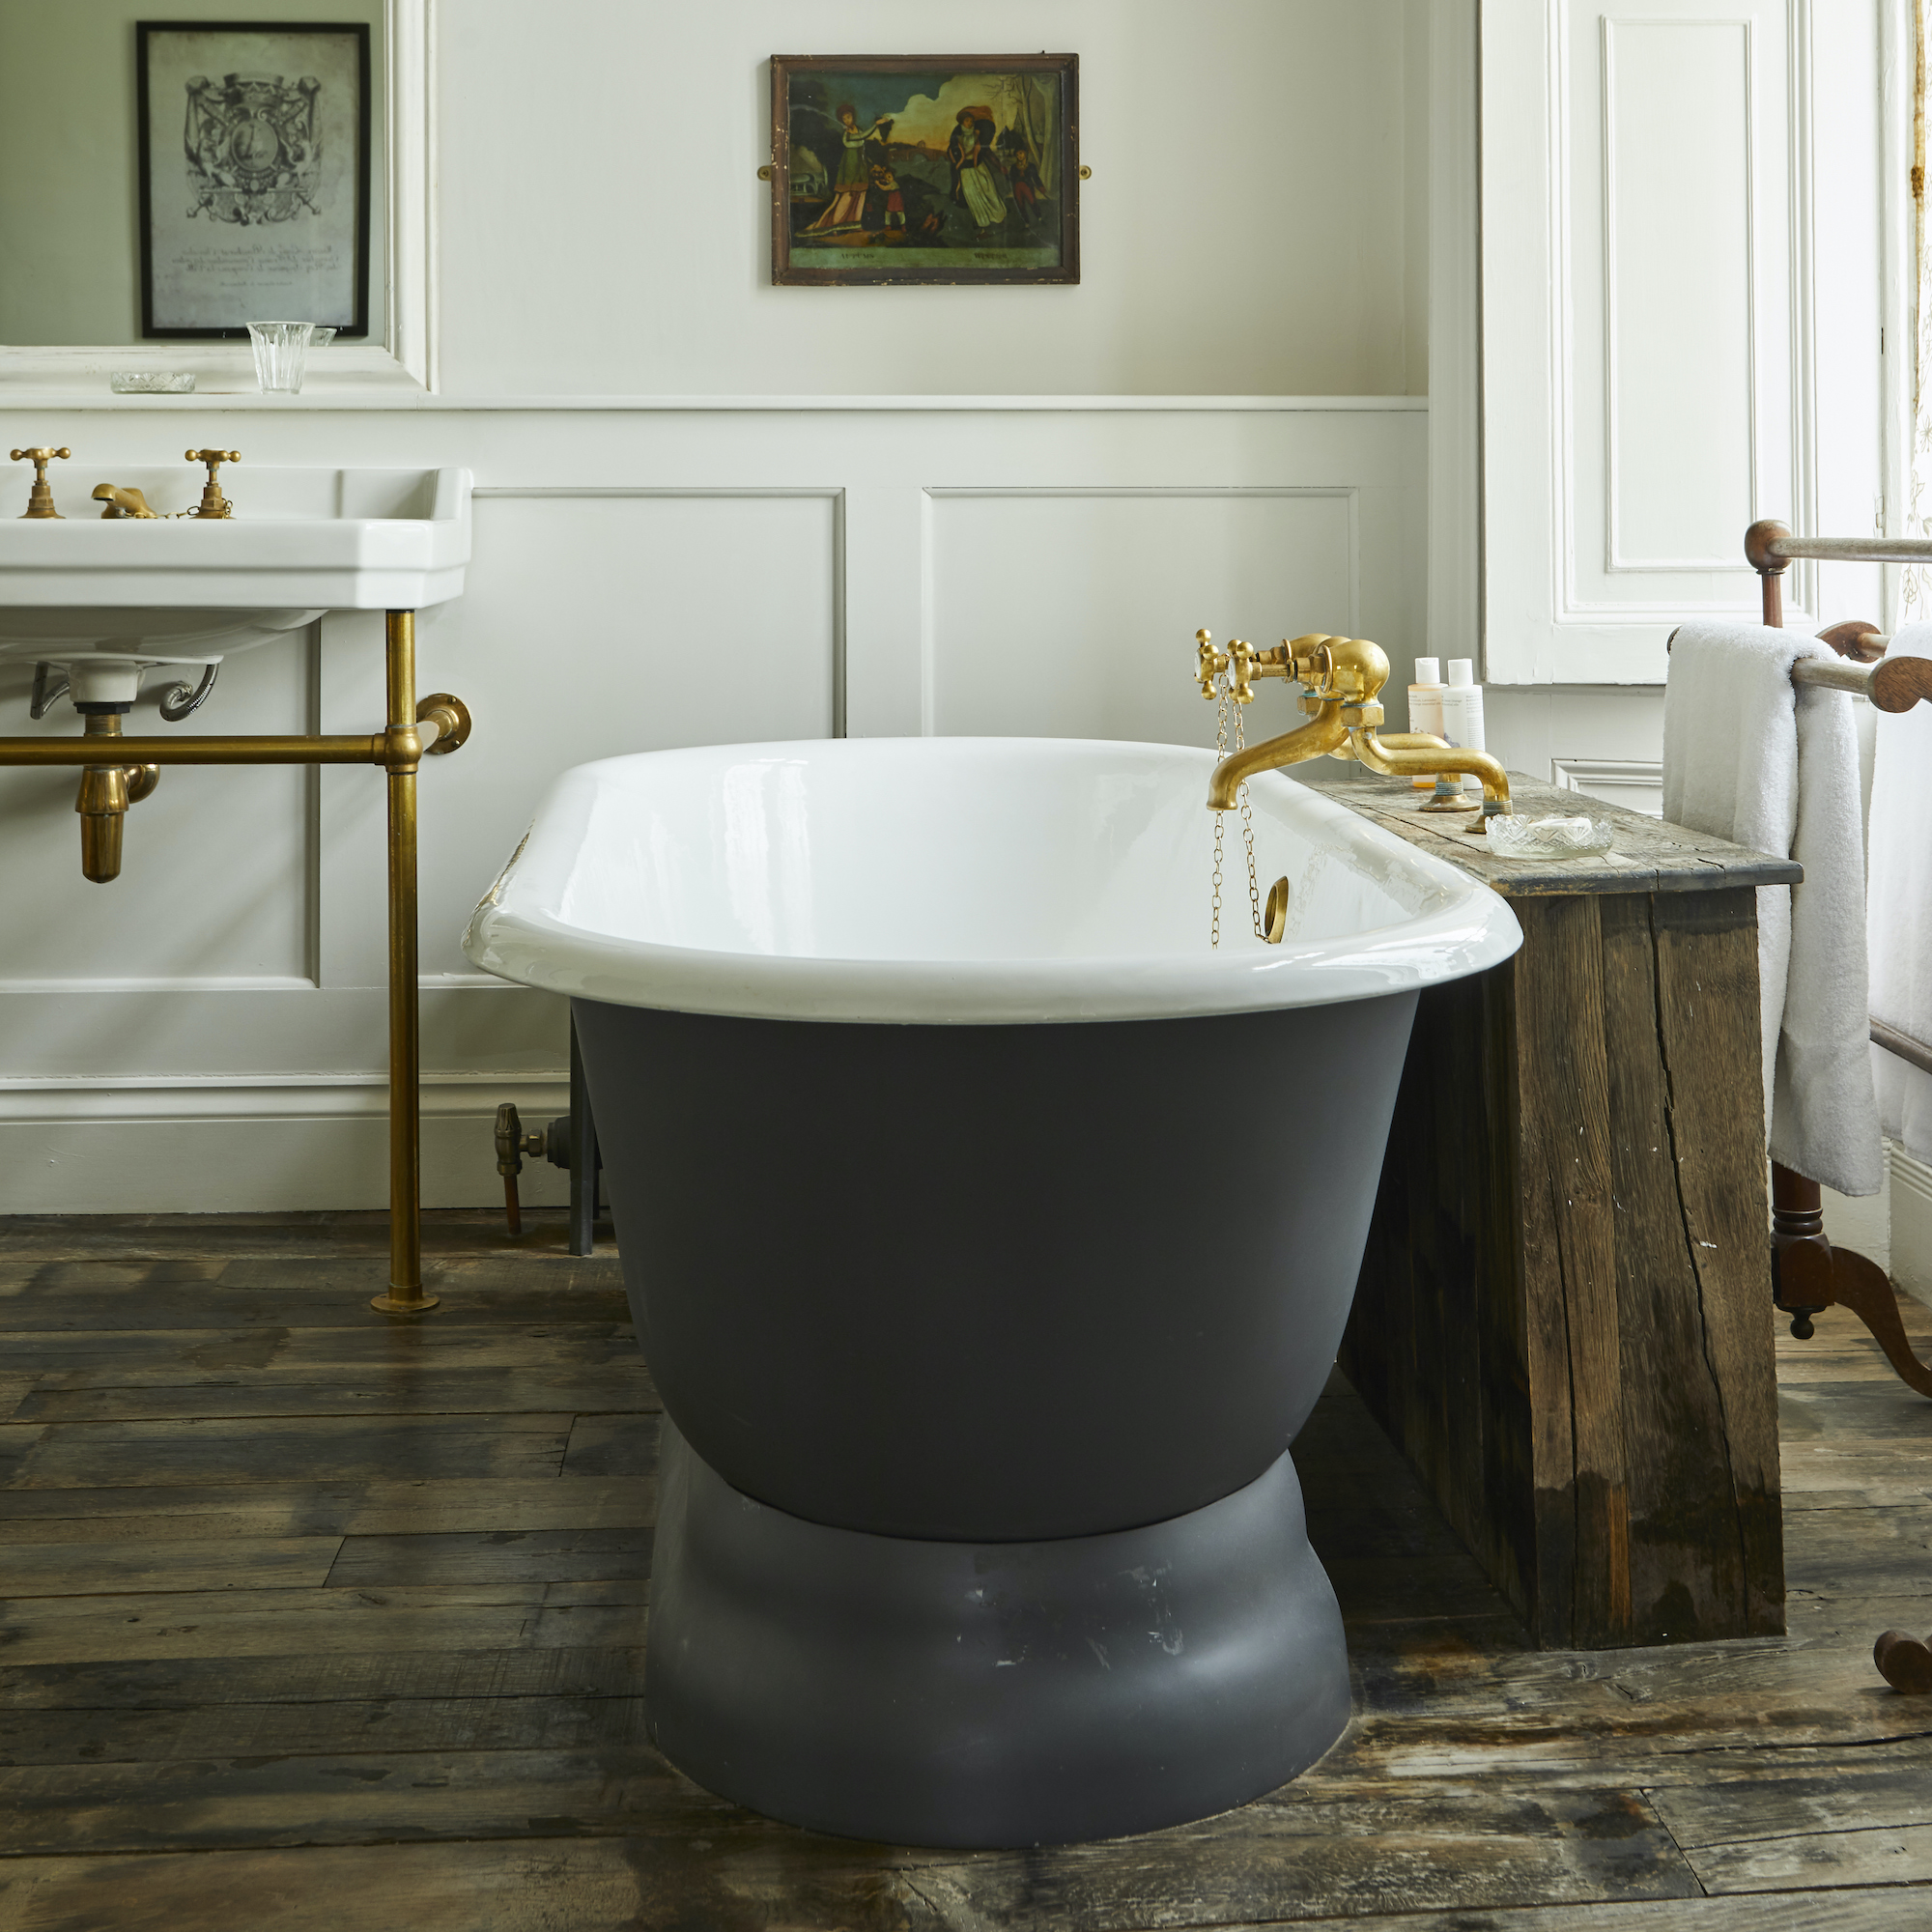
[438,0,1432,397]
[0,2,1437,1212]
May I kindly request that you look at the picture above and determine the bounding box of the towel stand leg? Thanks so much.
[1771,1160,1932,1397]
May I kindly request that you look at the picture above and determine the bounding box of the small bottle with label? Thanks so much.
[1439,659,1488,794]
[1407,656,1446,789]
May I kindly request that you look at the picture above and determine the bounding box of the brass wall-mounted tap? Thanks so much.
[1197,631,1512,822]
[11,447,70,519]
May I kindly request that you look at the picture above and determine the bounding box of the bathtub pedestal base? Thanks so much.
[644,1420,1350,1849]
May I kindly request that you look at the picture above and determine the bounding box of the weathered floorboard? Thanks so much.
[0,1213,1925,1930]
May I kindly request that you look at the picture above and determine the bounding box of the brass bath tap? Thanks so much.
[1198,632,1512,821]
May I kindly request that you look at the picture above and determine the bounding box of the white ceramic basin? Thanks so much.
[0,465,471,682]
[464,738,1524,1023]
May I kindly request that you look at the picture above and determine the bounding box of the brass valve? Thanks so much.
[11,446,70,520]
[186,448,240,520]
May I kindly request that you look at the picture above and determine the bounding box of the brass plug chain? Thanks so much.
[1209,667,1264,947]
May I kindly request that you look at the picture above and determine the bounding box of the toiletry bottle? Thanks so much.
[1407,656,1446,789]
[1440,659,1488,794]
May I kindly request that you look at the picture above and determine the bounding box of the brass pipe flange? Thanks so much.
[418,693,472,754]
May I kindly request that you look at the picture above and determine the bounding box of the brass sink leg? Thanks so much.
[73,713,161,885]
[0,618,468,1319]
[371,609,439,1318]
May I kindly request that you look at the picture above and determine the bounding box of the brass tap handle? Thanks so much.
[185,447,240,520]
[11,446,71,520]
[1227,639,1258,704]
[1194,628,1233,699]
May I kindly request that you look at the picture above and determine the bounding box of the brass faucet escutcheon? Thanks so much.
[1196,629,1512,824]
[186,448,240,519]
[11,447,70,520]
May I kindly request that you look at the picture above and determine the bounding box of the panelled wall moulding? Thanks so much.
[1483,0,1826,684]
[0,406,1429,1211]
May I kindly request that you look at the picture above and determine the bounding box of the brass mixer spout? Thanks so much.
[1195,627,1513,819]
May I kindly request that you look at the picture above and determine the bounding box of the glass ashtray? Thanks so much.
[1486,812,1614,859]
[111,371,195,393]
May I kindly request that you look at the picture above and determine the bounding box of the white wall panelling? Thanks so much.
[0,402,1423,1210]
[927,488,1388,743]
[1483,0,1813,684]
[1549,756,1666,817]
[1483,0,1885,687]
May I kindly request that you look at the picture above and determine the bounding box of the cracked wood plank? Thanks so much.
[1343,882,1782,1646]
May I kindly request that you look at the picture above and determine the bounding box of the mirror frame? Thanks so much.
[0,0,435,398]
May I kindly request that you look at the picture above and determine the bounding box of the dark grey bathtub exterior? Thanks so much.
[572,991,1418,1846]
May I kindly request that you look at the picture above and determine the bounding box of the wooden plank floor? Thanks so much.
[2,1211,1931,1929]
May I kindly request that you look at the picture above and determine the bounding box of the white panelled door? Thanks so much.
[1483,0,1817,684]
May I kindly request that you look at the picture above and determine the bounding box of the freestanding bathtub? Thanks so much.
[464,737,1522,1848]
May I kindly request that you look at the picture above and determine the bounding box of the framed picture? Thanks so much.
[771,55,1078,287]
[137,20,372,338]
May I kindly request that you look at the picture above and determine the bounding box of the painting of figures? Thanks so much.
[771,55,1078,286]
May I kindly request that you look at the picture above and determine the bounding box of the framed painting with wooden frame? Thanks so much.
[137,19,373,338]
[771,54,1079,286]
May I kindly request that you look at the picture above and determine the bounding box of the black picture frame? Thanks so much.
[771,54,1079,287]
[136,19,372,339]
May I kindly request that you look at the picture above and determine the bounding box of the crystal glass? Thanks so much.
[110,372,195,393]
[310,327,336,348]
[247,321,314,394]
[1486,812,1615,860]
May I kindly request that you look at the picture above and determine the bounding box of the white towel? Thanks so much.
[1867,622,1932,1165]
[1662,622,1882,1196]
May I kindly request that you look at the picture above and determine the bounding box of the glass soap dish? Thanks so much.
[111,372,195,394]
[1487,812,1614,860]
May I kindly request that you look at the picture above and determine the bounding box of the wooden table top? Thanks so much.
[1292,762,1802,898]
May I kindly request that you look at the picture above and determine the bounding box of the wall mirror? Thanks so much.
[0,0,431,392]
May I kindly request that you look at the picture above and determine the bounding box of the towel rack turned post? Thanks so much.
[1744,520,1932,1400]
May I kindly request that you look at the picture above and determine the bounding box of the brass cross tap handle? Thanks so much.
[185,448,240,520]
[11,447,71,520]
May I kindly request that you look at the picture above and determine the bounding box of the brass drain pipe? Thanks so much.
[72,712,161,883]
[0,612,472,1318]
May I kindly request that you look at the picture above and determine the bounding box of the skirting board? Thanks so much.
[1889,1139,1932,1310]
[0,1073,570,1215]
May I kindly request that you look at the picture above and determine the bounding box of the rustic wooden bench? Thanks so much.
[1296,763,1797,1649]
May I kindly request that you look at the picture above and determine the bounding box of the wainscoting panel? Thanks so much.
[926,490,1359,743]
[0,402,1424,1210]
[0,634,314,989]
[425,490,840,976]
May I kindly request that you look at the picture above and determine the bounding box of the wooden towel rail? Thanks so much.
[1747,519,1932,1397]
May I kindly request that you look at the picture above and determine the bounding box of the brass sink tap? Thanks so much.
[11,447,70,519]
[1198,632,1512,820]
[92,484,159,520]
[187,448,239,518]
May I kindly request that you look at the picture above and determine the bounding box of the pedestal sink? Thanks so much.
[0,460,474,1316]
[0,463,469,703]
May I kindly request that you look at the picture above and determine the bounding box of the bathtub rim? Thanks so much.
[463,736,1524,1025]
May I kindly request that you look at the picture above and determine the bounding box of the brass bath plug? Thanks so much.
[186,448,240,519]
[11,447,70,519]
